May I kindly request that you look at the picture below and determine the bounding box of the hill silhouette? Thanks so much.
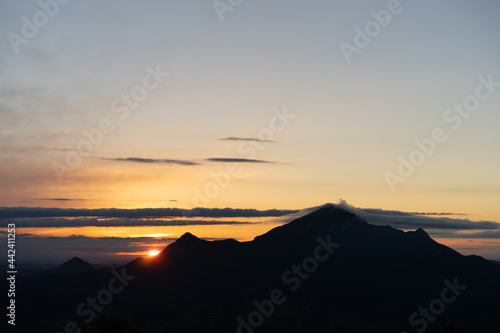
[54,256,95,275]
[5,204,500,332]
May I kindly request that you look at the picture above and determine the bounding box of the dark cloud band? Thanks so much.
[0,218,255,228]
[206,158,273,163]
[0,207,298,219]
[99,157,199,165]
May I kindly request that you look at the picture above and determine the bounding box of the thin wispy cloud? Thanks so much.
[206,158,274,163]
[409,212,468,216]
[427,230,500,239]
[220,137,275,143]
[99,157,199,166]
[33,198,87,202]
[0,145,54,152]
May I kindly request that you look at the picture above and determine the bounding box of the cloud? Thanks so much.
[33,198,87,202]
[334,200,500,238]
[99,157,199,166]
[206,158,274,163]
[220,137,274,143]
[409,212,468,216]
[0,217,257,228]
[0,207,298,219]
[425,230,500,239]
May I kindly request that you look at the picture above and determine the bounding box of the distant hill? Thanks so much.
[6,204,500,332]
[53,256,95,275]
[8,257,95,278]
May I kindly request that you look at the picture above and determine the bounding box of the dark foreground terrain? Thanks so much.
[3,204,500,332]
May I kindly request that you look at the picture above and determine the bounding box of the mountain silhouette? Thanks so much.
[54,256,95,275]
[6,204,500,332]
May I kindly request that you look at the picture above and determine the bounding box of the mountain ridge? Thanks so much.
[7,203,500,333]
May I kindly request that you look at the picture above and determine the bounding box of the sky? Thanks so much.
[1,0,499,264]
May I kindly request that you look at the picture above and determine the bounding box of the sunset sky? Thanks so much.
[1,1,499,264]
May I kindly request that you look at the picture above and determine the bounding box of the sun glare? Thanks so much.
[148,250,160,256]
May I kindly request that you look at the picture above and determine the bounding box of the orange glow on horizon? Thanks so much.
[148,250,160,256]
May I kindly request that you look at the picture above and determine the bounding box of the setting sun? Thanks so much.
[148,250,160,257]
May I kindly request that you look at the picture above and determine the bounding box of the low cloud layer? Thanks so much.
[0,207,297,219]
[335,200,500,239]
[0,217,254,228]
[427,230,500,239]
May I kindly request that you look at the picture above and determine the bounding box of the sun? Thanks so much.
[148,250,160,257]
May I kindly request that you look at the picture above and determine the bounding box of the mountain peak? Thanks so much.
[178,232,199,241]
[410,227,432,240]
[56,257,94,274]
[59,257,87,266]
[253,203,367,245]
[300,203,367,225]
[171,232,202,248]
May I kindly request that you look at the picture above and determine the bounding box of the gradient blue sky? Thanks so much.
[1,1,499,262]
